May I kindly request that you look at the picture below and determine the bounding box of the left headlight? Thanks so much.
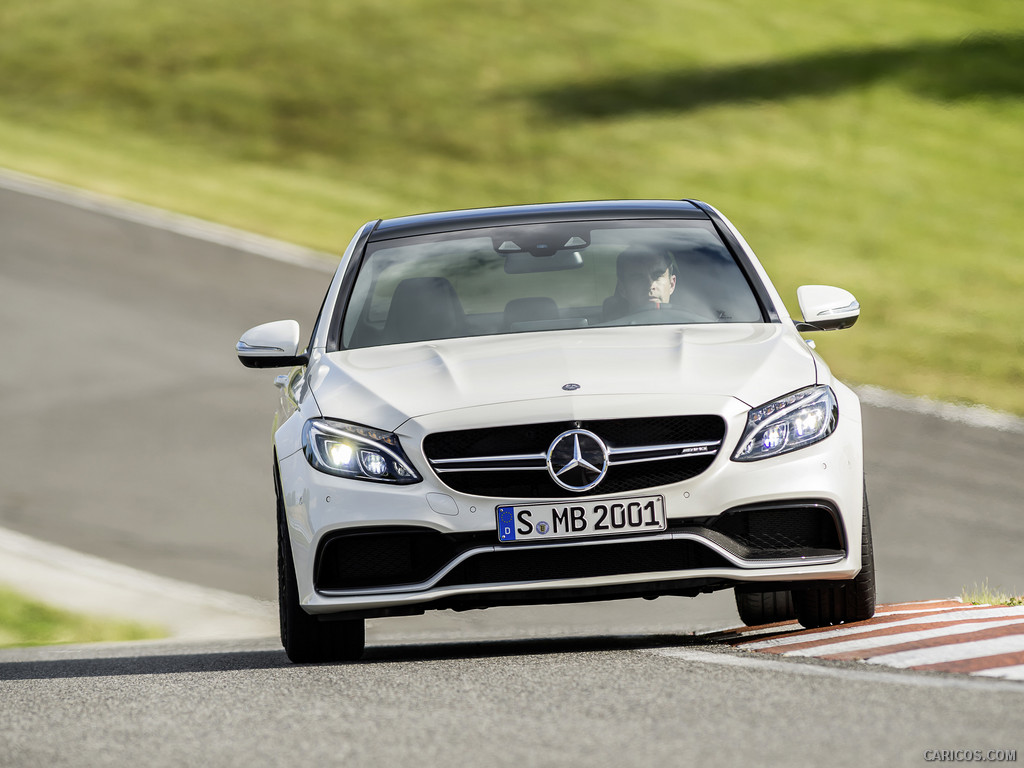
[732,385,838,462]
[302,419,421,484]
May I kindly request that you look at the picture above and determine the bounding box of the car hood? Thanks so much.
[310,325,818,431]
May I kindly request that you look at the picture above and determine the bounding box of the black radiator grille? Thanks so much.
[422,415,725,498]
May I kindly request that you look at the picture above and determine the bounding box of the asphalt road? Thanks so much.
[2,635,1021,768]
[1,178,1022,766]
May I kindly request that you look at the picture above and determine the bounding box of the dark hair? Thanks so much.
[616,246,676,282]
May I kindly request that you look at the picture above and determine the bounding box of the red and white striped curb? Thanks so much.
[719,600,1024,681]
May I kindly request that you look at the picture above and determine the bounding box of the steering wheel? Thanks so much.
[614,307,717,325]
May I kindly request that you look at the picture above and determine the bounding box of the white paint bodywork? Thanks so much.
[309,324,816,433]
[236,320,302,359]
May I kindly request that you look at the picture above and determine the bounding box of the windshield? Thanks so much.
[340,219,765,349]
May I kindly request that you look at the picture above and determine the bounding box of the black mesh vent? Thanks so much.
[423,415,725,498]
[315,528,486,591]
[703,503,843,558]
[435,539,729,588]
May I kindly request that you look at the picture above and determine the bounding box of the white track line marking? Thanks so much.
[874,603,965,617]
[976,664,1024,680]
[0,526,276,640]
[856,384,1024,434]
[866,635,1024,669]
[0,168,336,272]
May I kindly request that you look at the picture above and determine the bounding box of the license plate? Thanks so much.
[496,496,666,543]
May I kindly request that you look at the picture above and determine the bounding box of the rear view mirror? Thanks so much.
[237,320,308,368]
[503,250,585,274]
[795,285,860,331]
[493,226,591,258]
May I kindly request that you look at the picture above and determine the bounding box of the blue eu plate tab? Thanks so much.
[497,506,516,542]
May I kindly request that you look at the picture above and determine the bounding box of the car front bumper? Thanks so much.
[276,388,864,617]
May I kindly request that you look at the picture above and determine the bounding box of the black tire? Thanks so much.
[794,489,876,629]
[734,589,796,626]
[276,465,365,663]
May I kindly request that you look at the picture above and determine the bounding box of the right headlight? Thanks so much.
[302,419,421,483]
[732,385,838,462]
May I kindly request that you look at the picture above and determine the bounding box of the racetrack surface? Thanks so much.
[1,633,1021,768]
[1,174,1022,765]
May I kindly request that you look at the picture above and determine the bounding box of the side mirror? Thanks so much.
[795,285,860,332]
[236,320,308,369]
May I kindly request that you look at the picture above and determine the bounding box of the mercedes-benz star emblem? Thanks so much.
[546,429,609,492]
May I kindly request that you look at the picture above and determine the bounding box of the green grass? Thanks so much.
[1,0,1023,413]
[0,586,166,648]
[960,580,1024,607]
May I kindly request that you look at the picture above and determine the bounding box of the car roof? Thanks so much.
[368,199,709,241]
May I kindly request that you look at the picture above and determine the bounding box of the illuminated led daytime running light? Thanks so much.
[302,419,421,483]
[733,386,838,462]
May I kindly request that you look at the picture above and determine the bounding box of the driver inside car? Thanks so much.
[603,245,678,320]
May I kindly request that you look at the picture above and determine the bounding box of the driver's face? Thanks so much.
[622,263,676,309]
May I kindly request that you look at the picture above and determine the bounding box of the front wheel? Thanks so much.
[794,491,876,629]
[276,467,365,663]
[734,589,796,626]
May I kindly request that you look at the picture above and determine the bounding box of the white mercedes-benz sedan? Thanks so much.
[238,199,874,662]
